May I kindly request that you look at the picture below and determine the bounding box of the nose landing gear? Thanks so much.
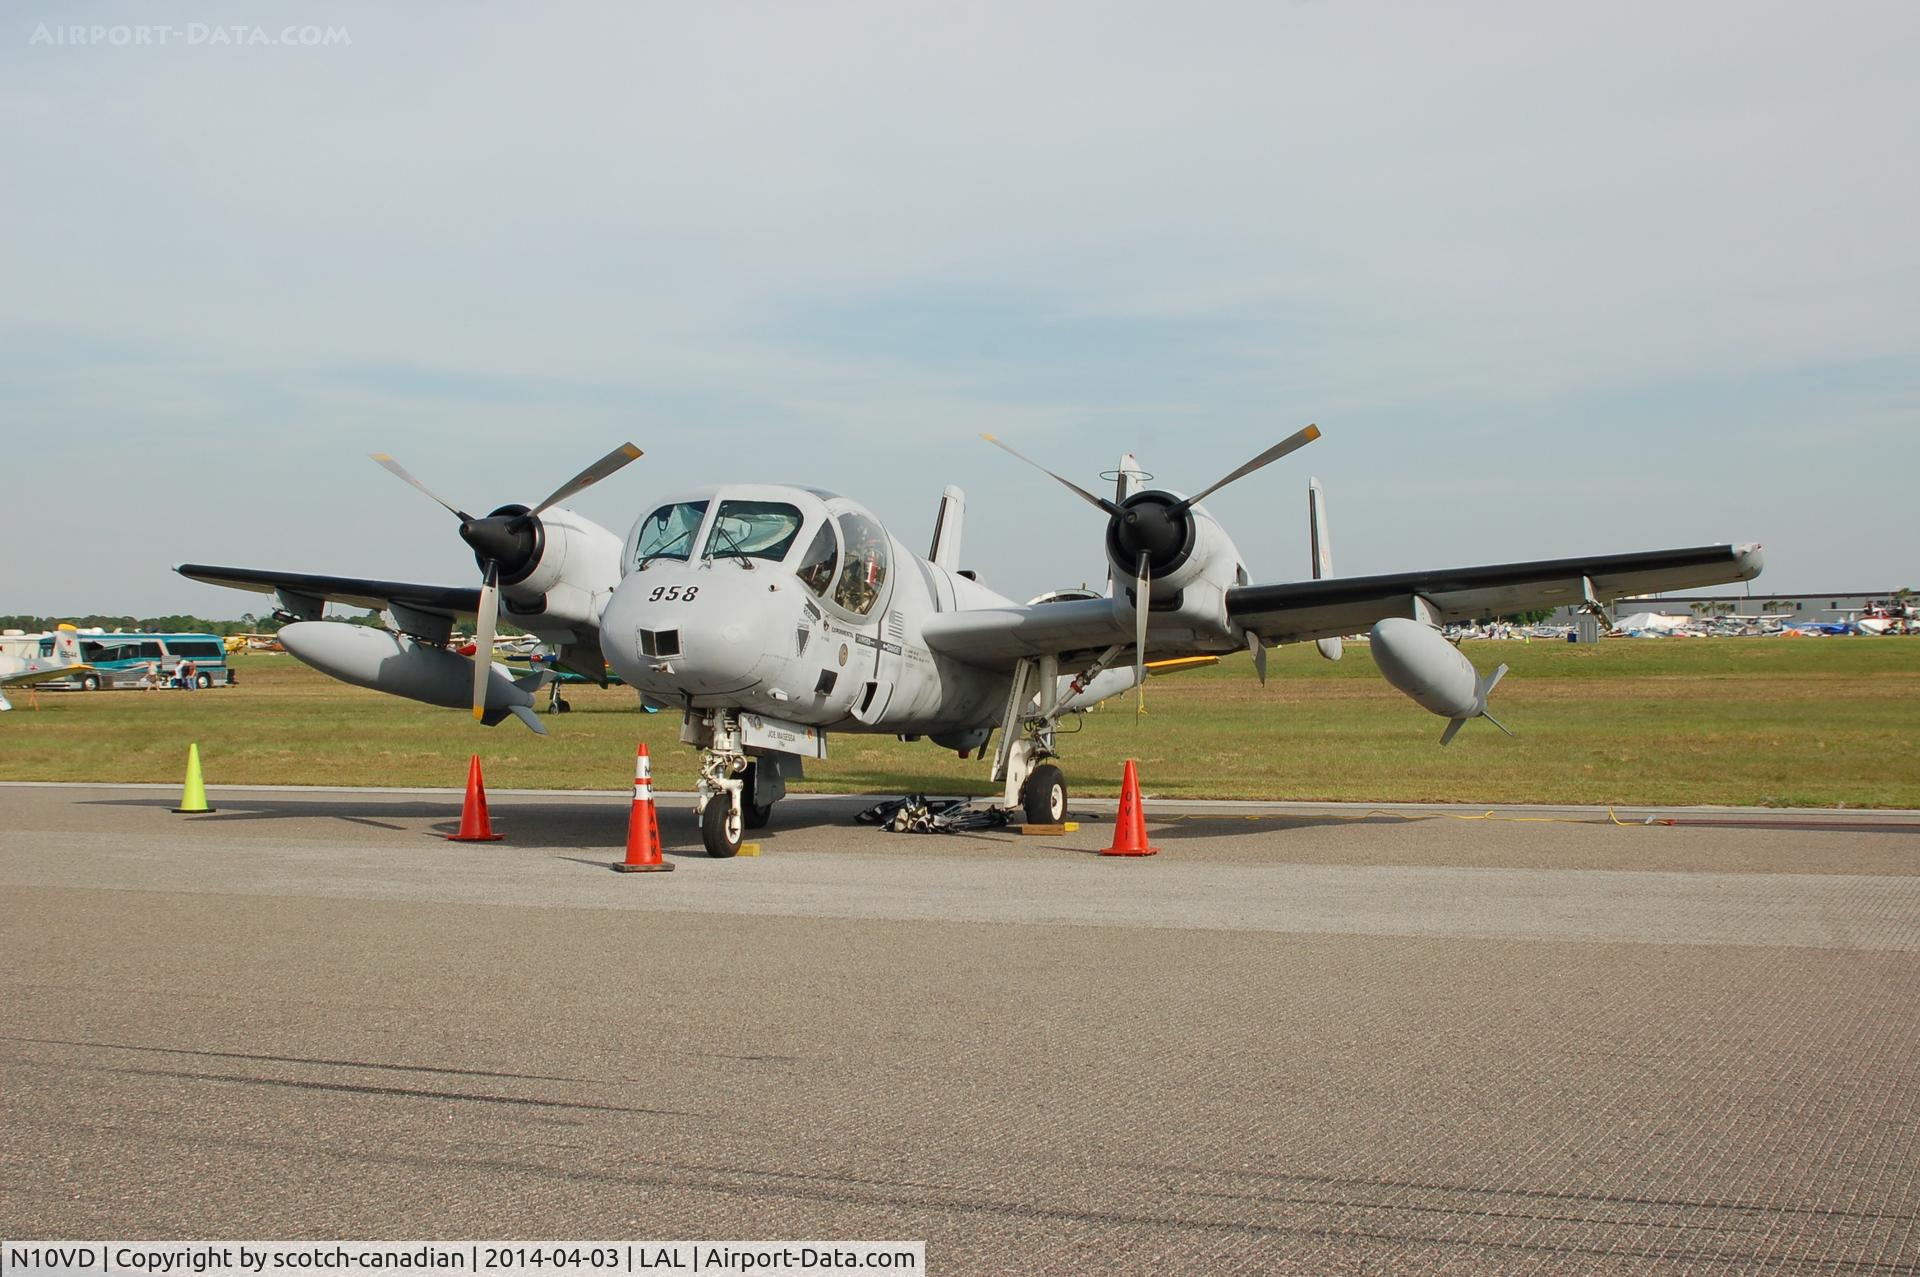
[699,786,745,858]
[690,710,784,857]
[695,726,747,858]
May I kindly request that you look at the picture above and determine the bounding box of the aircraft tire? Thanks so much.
[701,796,743,858]
[1023,763,1068,825]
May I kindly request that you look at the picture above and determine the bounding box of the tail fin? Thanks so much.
[1106,455,1148,595]
[929,485,965,571]
[1439,663,1513,745]
[1309,478,1342,661]
[52,627,81,662]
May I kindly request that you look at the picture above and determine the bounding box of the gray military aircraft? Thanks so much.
[179,430,1763,856]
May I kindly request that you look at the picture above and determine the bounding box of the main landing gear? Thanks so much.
[690,710,780,858]
[993,652,1094,826]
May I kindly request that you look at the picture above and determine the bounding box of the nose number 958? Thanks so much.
[647,585,699,603]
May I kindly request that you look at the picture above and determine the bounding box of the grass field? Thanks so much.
[3,640,1916,806]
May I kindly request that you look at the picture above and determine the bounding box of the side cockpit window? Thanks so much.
[796,522,838,596]
[633,501,709,569]
[832,512,889,616]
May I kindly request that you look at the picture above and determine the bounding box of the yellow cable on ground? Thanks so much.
[1165,806,1658,827]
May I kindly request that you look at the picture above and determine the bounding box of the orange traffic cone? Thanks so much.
[1101,759,1159,856]
[447,754,504,842]
[614,743,674,873]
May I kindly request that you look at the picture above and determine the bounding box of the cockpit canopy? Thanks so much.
[624,486,892,617]
[705,499,806,563]
[829,510,889,616]
[632,500,708,566]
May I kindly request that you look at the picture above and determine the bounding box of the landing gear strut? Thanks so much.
[992,654,1079,825]
[694,717,747,858]
[689,710,784,857]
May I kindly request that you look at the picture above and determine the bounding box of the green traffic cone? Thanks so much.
[171,742,214,814]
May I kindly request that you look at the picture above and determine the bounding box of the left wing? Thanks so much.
[922,543,1762,669]
[1228,543,1763,644]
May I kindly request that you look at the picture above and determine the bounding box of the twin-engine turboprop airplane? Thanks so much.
[179,430,1763,856]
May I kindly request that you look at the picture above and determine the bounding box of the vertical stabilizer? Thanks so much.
[1107,455,1148,595]
[929,485,965,571]
[1309,479,1342,661]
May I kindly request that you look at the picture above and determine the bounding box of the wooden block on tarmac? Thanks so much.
[738,842,762,857]
[1020,824,1068,836]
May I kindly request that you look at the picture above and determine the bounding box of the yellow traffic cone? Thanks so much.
[171,743,215,814]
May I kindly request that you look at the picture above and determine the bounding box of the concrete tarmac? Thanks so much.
[1,784,1916,1274]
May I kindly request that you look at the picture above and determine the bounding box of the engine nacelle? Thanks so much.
[466,505,625,637]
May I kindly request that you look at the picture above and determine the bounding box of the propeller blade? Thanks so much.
[1134,552,1150,715]
[1246,630,1268,685]
[369,453,471,522]
[529,442,644,516]
[980,434,1119,515]
[1175,424,1321,512]
[471,562,500,722]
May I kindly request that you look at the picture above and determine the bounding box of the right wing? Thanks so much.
[176,564,480,619]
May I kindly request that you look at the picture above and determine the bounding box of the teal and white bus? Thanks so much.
[40,632,233,690]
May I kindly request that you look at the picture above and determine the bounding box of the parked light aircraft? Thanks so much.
[179,431,1763,856]
[0,630,87,712]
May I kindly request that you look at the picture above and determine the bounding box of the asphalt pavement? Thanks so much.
[2,784,1915,1274]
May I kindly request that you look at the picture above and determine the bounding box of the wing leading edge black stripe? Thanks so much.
[176,564,481,614]
[1225,544,1751,617]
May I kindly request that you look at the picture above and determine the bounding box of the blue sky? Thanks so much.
[4,1,1916,615]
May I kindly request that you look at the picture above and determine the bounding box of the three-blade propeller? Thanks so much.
[371,442,644,724]
[982,426,1320,709]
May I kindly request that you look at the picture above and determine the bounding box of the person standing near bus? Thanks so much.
[173,655,190,689]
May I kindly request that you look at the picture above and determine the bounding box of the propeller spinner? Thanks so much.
[371,442,643,723]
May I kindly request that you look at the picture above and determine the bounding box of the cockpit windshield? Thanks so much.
[633,501,708,569]
[704,500,805,563]
[832,512,890,615]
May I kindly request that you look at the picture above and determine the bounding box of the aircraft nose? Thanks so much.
[600,568,769,695]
